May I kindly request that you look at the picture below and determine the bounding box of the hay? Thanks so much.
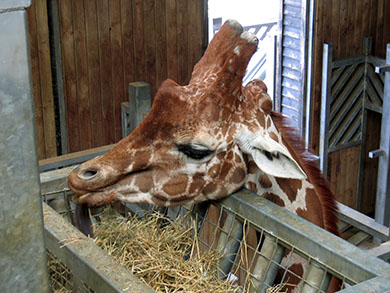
[93,211,242,292]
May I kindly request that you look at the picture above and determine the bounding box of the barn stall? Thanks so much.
[1,0,390,292]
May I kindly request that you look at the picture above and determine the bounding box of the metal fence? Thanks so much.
[41,167,390,292]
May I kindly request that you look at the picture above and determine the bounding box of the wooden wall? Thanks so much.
[57,0,204,153]
[27,0,58,159]
[310,0,390,212]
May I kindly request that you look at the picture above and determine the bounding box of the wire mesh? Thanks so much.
[43,188,373,292]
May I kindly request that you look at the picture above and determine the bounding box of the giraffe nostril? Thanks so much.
[80,169,98,180]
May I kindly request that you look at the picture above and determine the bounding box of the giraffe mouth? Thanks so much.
[76,191,118,207]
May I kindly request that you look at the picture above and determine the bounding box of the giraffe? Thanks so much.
[68,19,339,291]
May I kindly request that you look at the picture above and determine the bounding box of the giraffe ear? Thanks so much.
[237,132,307,180]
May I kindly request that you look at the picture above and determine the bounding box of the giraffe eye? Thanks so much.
[176,144,214,160]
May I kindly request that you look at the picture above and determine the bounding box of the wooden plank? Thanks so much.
[166,0,178,81]
[84,0,104,148]
[133,0,146,82]
[58,0,80,153]
[155,0,168,94]
[110,0,125,142]
[176,0,188,85]
[97,0,115,146]
[27,2,45,160]
[187,0,203,81]
[39,144,115,172]
[330,0,339,56]
[368,241,390,260]
[35,0,57,158]
[375,0,385,57]
[347,231,371,246]
[73,0,92,151]
[328,145,361,208]
[120,0,135,97]
[143,0,157,95]
[361,110,381,215]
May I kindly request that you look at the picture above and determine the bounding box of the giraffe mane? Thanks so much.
[270,111,339,236]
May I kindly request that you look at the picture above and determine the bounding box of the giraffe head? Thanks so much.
[68,20,306,207]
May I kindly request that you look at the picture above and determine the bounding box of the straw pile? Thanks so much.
[93,212,242,292]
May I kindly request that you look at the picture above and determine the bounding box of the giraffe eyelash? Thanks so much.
[176,144,214,160]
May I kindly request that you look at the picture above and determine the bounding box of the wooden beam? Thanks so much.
[39,144,115,172]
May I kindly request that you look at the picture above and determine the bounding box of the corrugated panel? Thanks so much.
[278,0,307,129]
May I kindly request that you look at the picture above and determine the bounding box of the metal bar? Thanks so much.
[369,149,385,159]
[215,211,243,278]
[43,203,154,292]
[220,190,390,283]
[128,82,152,133]
[250,235,285,292]
[121,102,130,138]
[338,276,390,292]
[338,202,389,242]
[319,43,333,174]
[375,43,390,228]
[301,261,331,292]
[0,2,49,291]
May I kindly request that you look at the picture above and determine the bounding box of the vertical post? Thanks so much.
[128,82,152,133]
[0,1,49,292]
[356,37,373,212]
[319,43,333,176]
[375,44,390,228]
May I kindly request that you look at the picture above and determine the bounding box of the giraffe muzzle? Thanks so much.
[68,162,122,196]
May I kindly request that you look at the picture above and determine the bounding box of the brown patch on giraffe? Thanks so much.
[189,176,206,194]
[217,151,227,160]
[134,172,153,193]
[248,160,259,174]
[262,192,285,207]
[231,167,246,184]
[256,111,266,128]
[221,107,231,121]
[227,150,234,160]
[269,131,279,143]
[221,124,229,137]
[234,153,242,164]
[259,93,272,114]
[247,181,258,193]
[275,177,302,202]
[162,174,188,196]
[208,164,220,178]
[202,182,217,195]
[297,188,324,228]
[219,162,233,181]
[258,174,272,189]
[266,116,272,129]
[124,150,151,172]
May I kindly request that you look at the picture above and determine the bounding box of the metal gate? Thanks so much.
[320,37,386,211]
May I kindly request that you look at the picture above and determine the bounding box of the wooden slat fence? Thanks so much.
[27,0,58,159]
[27,0,205,155]
[57,0,204,153]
